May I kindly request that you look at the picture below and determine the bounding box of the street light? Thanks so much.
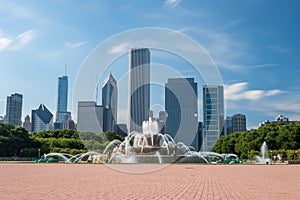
[248,151,250,162]
[20,149,23,157]
[38,149,41,159]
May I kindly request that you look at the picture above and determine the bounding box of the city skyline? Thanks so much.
[0,1,299,129]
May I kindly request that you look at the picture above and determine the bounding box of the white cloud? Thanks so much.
[65,40,88,48]
[164,0,182,8]
[0,37,12,50]
[18,30,35,45]
[0,29,37,50]
[224,82,281,101]
[251,63,278,68]
[109,43,132,54]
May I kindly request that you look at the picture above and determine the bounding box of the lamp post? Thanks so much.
[20,149,23,158]
[295,151,298,160]
[270,150,273,161]
[248,151,250,162]
[38,149,41,159]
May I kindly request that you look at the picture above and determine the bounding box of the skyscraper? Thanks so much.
[165,78,198,150]
[128,48,150,133]
[23,115,32,132]
[202,85,224,151]
[31,104,53,132]
[232,114,246,133]
[77,101,104,133]
[55,75,71,129]
[5,93,23,126]
[102,73,117,132]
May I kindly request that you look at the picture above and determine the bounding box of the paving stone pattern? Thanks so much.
[0,164,299,200]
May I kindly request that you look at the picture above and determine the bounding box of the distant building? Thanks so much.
[223,116,233,136]
[114,124,127,137]
[77,101,104,133]
[202,85,224,152]
[23,115,32,132]
[224,114,247,135]
[276,115,289,122]
[102,73,118,132]
[31,104,53,132]
[232,114,247,133]
[62,117,76,130]
[165,78,198,150]
[259,114,290,127]
[128,48,150,133]
[55,75,71,129]
[5,93,23,126]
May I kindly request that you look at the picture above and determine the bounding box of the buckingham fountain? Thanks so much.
[103,117,209,164]
[38,117,241,164]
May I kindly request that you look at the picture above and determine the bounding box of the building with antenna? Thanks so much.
[54,68,71,129]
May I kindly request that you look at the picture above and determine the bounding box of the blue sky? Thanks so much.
[0,0,299,129]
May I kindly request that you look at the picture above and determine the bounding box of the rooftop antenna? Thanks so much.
[65,64,67,76]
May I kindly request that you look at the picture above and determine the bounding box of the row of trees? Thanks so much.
[0,123,125,157]
[212,122,300,159]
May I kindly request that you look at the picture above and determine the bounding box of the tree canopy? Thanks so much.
[212,122,300,159]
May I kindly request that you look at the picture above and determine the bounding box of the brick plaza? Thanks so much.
[0,164,299,199]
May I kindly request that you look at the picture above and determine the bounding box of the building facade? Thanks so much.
[23,115,32,132]
[223,116,233,136]
[202,85,224,152]
[55,75,71,129]
[77,101,104,133]
[165,78,199,150]
[232,114,247,133]
[31,104,53,132]
[5,93,23,126]
[128,48,150,133]
[102,73,118,132]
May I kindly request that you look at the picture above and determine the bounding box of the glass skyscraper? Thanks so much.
[102,73,117,132]
[128,48,150,133]
[55,75,70,128]
[165,78,199,150]
[202,85,224,152]
[5,93,23,126]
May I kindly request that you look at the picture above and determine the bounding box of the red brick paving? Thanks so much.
[0,164,300,200]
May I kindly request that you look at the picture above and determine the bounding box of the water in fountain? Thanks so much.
[38,117,240,164]
[107,117,209,164]
[253,141,272,164]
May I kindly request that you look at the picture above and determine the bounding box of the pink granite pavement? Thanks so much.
[0,164,300,200]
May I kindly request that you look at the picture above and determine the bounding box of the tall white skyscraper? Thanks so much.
[202,85,224,152]
[128,48,150,133]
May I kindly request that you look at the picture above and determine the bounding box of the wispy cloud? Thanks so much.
[251,63,278,68]
[0,29,36,50]
[0,37,12,51]
[11,30,36,50]
[225,82,281,101]
[164,0,182,8]
[109,43,132,54]
[267,45,290,54]
[65,40,88,49]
